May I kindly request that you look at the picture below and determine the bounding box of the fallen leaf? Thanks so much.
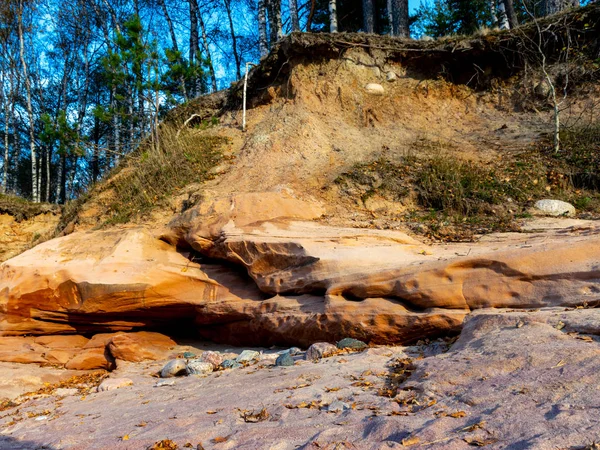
[135,422,147,427]
[325,387,341,392]
[464,437,497,446]
[449,411,467,418]
[212,436,229,444]
[401,436,420,446]
[461,421,486,432]
[240,408,269,423]
[206,410,217,415]
[122,435,130,441]
[148,439,179,449]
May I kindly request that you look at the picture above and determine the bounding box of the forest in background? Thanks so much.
[0,0,594,203]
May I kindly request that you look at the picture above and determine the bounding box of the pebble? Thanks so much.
[154,380,176,387]
[235,350,260,364]
[305,342,338,361]
[96,378,134,392]
[386,71,397,82]
[183,351,196,359]
[337,338,367,350]
[200,351,223,369]
[221,359,242,369]
[326,400,350,412]
[275,352,294,367]
[160,359,188,378]
[186,359,214,376]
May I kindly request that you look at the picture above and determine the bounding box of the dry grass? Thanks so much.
[336,133,600,241]
[101,124,227,225]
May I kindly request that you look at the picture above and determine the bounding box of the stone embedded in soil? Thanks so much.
[337,338,367,350]
[305,343,338,361]
[275,352,294,367]
[365,83,384,95]
[160,359,188,378]
[96,378,133,392]
[186,360,213,376]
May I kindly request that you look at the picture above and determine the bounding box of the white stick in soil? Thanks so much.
[243,62,256,132]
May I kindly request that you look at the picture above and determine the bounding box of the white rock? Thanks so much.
[154,380,176,387]
[386,71,397,82]
[96,378,133,392]
[365,83,384,95]
[534,199,576,217]
[186,359,213,376]
[160,359,188,378]
[326,400,350,412]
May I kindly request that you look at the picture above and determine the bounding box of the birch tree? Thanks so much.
[329,0,338,32]
[289,0,300,31]
[17,0,39,202]
[363,0,375,33]
[258,0,268,56]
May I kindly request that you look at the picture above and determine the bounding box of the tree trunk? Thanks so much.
[307,0,316,31]
[503,0,518,28]
[329,0,338,32]
[198,11,218,92]
[17,0,38,202]
[258,0,269,57]
[289,0,300,31]
[489,0,498,27]
[497,1,510,29]
[1,70,9,193]
[387,0,394,35]
[363,0,374,33]
[158,0,179,52]
[188,0,201,97]
[267,0,283,44]
[392,0,409,38]
[224,0,242,80]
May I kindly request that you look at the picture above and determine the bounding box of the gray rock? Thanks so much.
[275,352,294,367]
[186,359,213,376]
[386,71,397,82]
[235,350,260,364]
[160,359,188,378]
[221,359,242,370]
[279,347,302,356]
[534,199,576,217]
[365,83,384,95]
[337,338,367,350]
[305,342,338,361]
[326,400,350,412]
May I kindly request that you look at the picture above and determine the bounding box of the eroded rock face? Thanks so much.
[2,192,600,352]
